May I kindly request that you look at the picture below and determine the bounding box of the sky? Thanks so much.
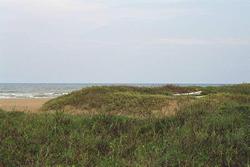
[0,0,250,83]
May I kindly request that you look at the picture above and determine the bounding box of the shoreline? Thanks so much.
[0,98,52,112]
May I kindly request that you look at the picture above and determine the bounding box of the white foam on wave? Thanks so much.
[0,92,69,99]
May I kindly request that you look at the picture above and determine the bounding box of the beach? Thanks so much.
[0,98,51,112]
[0,83,83,112]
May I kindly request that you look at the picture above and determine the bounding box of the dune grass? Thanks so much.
[200,83,250,95]
[41,85,197,117]
[0,84,250,166]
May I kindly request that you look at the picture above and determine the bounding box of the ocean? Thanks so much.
[0,83,225,99]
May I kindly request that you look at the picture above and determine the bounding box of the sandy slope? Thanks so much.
[0,98,52,112]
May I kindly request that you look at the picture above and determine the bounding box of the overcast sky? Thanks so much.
[0,0,250,83]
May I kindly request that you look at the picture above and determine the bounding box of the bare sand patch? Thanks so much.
[0,98,52,112]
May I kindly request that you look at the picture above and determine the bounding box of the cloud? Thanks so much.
[153,37,250,46]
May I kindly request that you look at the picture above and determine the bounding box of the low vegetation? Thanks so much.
[41,85,197,117]
[0,84,250,166]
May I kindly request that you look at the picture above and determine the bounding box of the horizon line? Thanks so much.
[0,82,248,85]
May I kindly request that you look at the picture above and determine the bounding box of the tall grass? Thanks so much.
[1,101,249,166]
[0,84,250,166]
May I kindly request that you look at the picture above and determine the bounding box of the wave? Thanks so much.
[0,92,69,99]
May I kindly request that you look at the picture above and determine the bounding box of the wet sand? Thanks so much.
[0,98,52,112]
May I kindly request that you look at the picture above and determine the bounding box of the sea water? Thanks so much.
[0,83,225,99]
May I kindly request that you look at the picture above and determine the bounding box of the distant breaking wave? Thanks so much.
[0,92,69,99]
[0,83,86,99]
[0,83,226,99]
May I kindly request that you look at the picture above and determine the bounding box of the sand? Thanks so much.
[0,98,52,112]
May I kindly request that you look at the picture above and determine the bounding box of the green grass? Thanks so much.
[41,85,196,117]
[0,84,250,166]
[200,83,250,95]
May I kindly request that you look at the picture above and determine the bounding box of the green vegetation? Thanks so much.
[201,83,250,95]
[0,84,250,166]
[41,85,197,117]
